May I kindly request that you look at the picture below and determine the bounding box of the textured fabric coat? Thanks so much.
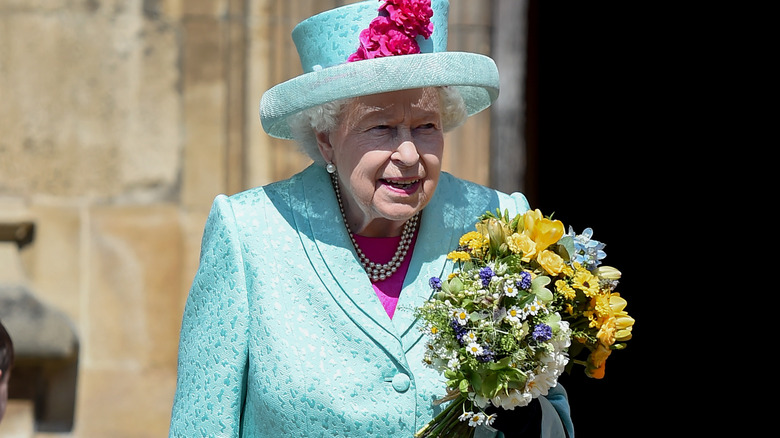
[169,164,574,437]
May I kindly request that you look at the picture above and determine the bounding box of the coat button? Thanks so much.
[391,373,411,392]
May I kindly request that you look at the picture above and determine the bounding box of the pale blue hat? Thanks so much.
[259,0,500,139]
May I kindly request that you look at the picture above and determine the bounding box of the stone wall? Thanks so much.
[0,0,497,436]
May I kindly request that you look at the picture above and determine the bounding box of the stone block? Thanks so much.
[73,367,176,438]
[87,204,183,369]
[0,3,181,200]
[17,204,83,325]
[181,0,228,17]
[181,18,228,210]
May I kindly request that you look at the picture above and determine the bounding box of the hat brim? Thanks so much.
[259,51,500,139]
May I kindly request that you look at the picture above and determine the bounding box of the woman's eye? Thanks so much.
[370,125,392,132]
[416,123,437,131]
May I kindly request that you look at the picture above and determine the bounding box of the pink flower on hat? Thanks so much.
[348,16,420,61]
[380,0,434,39]
[347,0,434,62]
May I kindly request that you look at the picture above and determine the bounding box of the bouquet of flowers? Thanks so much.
[414,209,634,437]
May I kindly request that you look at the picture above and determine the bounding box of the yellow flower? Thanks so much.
[459,231,484,247]
[537,250,565,276]
[507,232,537,261]
[572,269,599,298]
[459,231,489,256]
[610,293,634,342]
[522,209,564,252]
[596,266,622,281]
[591,292,634,346]
[596,312,617,346]
[586,343,612,379]
[555,279,576,300]
[447,251,471,263]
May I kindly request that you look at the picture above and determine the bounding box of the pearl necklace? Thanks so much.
[331,173,419,282]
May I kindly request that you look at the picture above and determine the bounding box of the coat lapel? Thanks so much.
[291,166,408,361]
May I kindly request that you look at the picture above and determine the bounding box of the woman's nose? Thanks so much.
[392,140,420,165]
[391,130,419,165]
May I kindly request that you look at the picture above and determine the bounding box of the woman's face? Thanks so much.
[317,88,444,237]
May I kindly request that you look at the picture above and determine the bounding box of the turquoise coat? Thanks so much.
[169,164,574,437]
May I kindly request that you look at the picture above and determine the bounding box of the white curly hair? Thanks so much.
[287,86,468,163]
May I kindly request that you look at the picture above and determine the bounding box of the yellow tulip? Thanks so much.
[596,266,622,280]
[610,294,634,341]
[523,209,564,251]
[533,219,565,251]
[522,209,543,232]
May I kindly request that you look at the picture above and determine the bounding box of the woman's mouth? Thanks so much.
[381,178,420,193]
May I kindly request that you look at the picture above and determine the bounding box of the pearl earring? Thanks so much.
[326,162,336,174]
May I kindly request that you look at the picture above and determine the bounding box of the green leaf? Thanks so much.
[488,356,513,371]
[556,236,575,261]
[449,276,464,294]
[459,378,470,394]
[531,276,553,302]
[482,373,500,398]
[470,311,489,322]
[509,214,521,233]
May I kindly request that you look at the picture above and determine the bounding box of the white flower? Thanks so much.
[466,342,484,356]
[447,357,460,370]
[468,412,485,427]
[485,413,497,426]
[506,306,522,324]
[464,331,478,343]
[504,281,519,297]
[525,372,551,398]
[522,299,546,318]
[471,392,490,409]
[458,411,472,422]
[499,389,532,410]
[546,315,571,350]
[453,308,469,325]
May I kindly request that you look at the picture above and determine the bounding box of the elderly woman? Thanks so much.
[170,1,573,437]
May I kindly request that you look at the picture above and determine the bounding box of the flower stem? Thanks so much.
[415,395,470,438]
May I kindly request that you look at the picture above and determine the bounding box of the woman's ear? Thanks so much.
[315,131,334,164]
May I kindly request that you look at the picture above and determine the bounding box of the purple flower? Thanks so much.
[450,318,468,345]
[479,267,494,288]
[429,276,442,290]
[532,323,553,342]
[477,346,495,363]
[517,271,532,290]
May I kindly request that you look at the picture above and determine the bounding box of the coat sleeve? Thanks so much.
[170,195,250,437]
[540,384,575,438]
